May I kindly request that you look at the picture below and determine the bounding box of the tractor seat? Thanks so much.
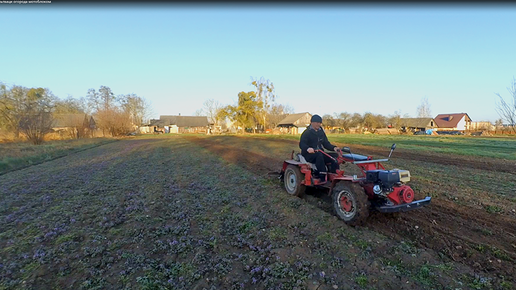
[297,154,317,170]
[341,153,369,162]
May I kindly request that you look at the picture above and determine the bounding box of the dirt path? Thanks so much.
[185,135,516,283]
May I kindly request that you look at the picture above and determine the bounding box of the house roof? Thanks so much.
[434,113,471,128]
[399,118,434,128]
[53,114,89,127]
[151,115,209,127]
[277,112,311,126]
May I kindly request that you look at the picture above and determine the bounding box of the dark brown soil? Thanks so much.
[185,135,516,284]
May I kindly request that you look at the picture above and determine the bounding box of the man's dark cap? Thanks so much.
[311,114,322,123]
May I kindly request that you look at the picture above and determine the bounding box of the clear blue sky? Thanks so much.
[1,4,515,122]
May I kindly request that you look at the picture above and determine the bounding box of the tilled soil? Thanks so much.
[185,135,516,284]
[2,135,514,289]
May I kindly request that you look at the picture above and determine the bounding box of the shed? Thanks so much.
[399,118,436,132]
[276,112,312,134]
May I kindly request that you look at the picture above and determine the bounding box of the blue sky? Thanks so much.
[1,4,515,122]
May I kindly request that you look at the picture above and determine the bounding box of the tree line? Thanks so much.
[196,77,419,133]
[198,76,516,134]
[2,76,513,143]
[0,82,151,144]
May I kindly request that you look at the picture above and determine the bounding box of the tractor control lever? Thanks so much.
[315,149,337,162]
[388,143,396,158]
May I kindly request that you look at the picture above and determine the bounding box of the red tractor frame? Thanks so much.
[280,144,431,225]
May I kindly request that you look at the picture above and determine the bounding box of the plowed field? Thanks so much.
[185,135,516,287]
[1,135,514,290]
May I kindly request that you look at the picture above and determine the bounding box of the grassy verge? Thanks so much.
[0,138,117,175]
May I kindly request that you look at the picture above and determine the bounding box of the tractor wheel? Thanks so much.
[332,182,370,226]
[284,165,305,197]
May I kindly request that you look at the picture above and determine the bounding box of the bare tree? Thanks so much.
[88,86,118,136]
[19,111,54,145]
[86,88,101,113]
[495,77,516,133]
[99,85,116,111]
[416,96,432,118]
[363,112,387,130]
[388,110,403,128]
[96,107,133,137]
[54,95,87,114]
[200,99,222,126]
[119,93,148,127]
[194,109,203,116]
[267,103,294,129]
[322,114,336,129]
[350,113,364,130]
[335,112,352,130]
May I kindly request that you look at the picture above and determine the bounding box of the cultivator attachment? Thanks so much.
[375,196,432,213]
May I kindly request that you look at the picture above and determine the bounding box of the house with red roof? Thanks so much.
[434,113,472,131]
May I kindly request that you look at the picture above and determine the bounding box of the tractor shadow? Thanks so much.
[302,186,334,215]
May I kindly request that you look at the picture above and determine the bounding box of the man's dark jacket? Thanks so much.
[299,125,336,157]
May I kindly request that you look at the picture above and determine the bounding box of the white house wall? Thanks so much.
[170,125,179,134]
[456,116,466,130]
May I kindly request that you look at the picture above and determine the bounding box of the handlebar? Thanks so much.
[314,149,338,162]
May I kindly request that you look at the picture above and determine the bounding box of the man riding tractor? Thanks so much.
[280,114,432,225]
[299,114,340,183]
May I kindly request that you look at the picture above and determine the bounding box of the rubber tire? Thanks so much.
[332,182,370,226]
[284,165,306,197]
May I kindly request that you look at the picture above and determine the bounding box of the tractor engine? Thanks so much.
[363,169,414,205]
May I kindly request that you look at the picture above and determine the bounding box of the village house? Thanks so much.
[276,112,312,134]
[434,113,472,131]
[398,118,436,133]
[143,115,210,134]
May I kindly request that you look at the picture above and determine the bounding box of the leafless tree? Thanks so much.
[267,103,294,129]
[200,99,223,126]
[54,95,87,115]
[96,107,133,136]
[350,113,364,130]
[416,96,432,118]
[388,110,403,128]
[194,109,203,116]
[323,114,336,129]
[334,112,351,130]
[495,77,516,133]
[19,111,54,145]
[119,93,149,127]
[88,86,131,136]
